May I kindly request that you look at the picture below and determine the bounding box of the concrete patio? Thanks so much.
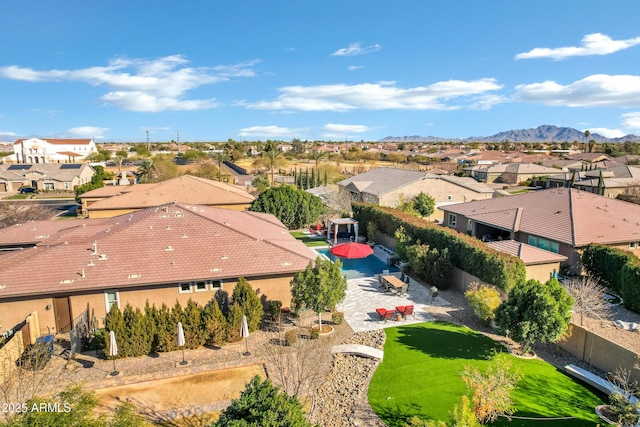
[336,274,450,333]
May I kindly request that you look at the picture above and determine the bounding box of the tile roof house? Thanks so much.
[464,163,564,184]
[486,240,567,282]
[79,174,255,218]
[440,187,640,273]
[11,138,98,164]
[0,203,317,335]
[337,168,494,219]
[0,163,95,192]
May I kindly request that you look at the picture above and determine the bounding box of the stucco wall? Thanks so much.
[0,297,56,336]
[559,323,640,383]
[525,262,560,283]
[379,179,492,209]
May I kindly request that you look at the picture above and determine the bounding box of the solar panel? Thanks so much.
[60,164,82,169]
[7,164,32,170]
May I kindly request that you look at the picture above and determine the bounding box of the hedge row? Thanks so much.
[104,278,266,358]
[582,244,640,313]
[352,203,526,292]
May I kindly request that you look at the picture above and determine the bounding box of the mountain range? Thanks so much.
[380,125,640,143]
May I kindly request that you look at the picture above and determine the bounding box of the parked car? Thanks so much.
[19,187,35,194]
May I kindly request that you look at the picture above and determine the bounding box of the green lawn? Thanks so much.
[290,231,328,247]
[368,322,606,426]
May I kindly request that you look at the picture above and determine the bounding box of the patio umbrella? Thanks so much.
[108,331,119,376]
[241,315,251,356]
[331,242,374,259]
[177,322,187,365]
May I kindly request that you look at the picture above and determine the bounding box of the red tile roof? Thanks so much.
[442,187,640,247]
[486,240,567,265]
[0,203,317,299]
[81,175,254,210]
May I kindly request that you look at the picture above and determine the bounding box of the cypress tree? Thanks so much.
[203,298,227,346]
[231,277,264,332]
[182,299,207,348]
[310,168,315,189]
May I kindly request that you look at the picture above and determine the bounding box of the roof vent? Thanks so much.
[221,255,228,260]
[31,227,36,231]
[80,269,86,278]
[98,254,108,260]
[224,221,230,225]
[210,267,222,272]
[60,279,74,284]
[175,214,184,218]
[181,234,188,239]
[166,226,172,231]
[35,234,49,239]
[166,246,174,251]
[282,261,292,266]
[148,226,153,229]
[214,231,221,236]
[160,214,169,218]
[105,228,111,233]
[87,260,95,267]
[128,273,141,279]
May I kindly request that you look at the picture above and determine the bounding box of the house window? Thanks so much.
[178,283,192,293]
[467,219,473,232]
[630,242,639,249]
[211,280,222,290]
[194,281,208,292]
[105,291,119,313]
[448,213,457,227]
[447,195,452,200]
[44,182,54,191]
[528,236,560,253]
[63,182,69,190]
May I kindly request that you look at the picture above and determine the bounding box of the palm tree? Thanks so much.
[584,130,590,152]
[210,151,230,181]
[137,159,154,182]
[262,149,282,184]
[308,149,325,170]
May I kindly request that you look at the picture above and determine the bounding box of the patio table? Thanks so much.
[383,275,404,290]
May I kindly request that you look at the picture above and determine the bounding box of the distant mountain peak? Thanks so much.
[380,125,640,143]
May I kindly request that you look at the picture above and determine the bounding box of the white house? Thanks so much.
[12,138,98,164]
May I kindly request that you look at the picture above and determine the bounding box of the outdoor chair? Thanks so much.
[403,304,415,319]
[376,308,395,322]
[398,283,408,296]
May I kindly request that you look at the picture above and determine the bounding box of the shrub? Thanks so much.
[231,277,264,332]
[285,329,298,346]
[268,300,282,324]
[331,311,344,325]
[582,244,632,293]
[465,283,502,324]
[203,299,227,347]
[309,327,320,340]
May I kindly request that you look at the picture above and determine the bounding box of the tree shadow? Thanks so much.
[393,321,505,360]
[373,401,427,427]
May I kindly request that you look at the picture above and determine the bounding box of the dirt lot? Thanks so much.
[94,364,265,416]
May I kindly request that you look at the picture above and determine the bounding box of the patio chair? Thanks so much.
[398,282,408,296]
[403,304,415,319]
[376,308,395,322]
[395,306,406,317]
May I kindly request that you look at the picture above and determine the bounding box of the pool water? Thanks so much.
[315,248,398,280]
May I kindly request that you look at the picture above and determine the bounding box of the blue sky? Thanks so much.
[2,1,640,142]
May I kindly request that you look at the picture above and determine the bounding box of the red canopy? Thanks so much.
[331,242,374,259]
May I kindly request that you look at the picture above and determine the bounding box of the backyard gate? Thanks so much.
[69,309,90,358]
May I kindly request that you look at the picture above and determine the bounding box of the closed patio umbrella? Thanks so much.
[241,315,251,356]
[177,322,187,365]
[108,330,119,376]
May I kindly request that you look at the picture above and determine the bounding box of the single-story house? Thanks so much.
[464,163,564,184]
[337,167,494,219]
[0,163,95,192]
[440,187,640,273]
[79,174,255,218]
[10,138,98,164]
[0,203,317,336]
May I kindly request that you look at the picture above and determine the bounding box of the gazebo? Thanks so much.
[326,217,360,245]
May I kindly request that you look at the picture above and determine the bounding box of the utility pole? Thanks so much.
[146,130,150,153]
[177,130,181,154]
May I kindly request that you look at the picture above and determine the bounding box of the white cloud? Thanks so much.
[237,125,308,138]
[0,131,17,137]
[516,33,640,60]
[0,56,259,112]
[514,74,640,107]
[323,123,371,133]
[321,123,372,139]
[586,127,627,138]
[331,42,381,57]
[245,79,502,112]
[67,126,110,138]
[348,65,364,71]
[621,112,640,131]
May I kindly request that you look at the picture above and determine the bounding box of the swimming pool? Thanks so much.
[315,248,399,280]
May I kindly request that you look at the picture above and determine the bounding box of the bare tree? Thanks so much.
[260,330,329,405]
[0,203,55,229]
[563,276,611,326]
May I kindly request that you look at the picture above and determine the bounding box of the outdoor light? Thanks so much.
[45,304,51,311]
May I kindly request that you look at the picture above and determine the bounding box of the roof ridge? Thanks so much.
[568,187,576,247]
